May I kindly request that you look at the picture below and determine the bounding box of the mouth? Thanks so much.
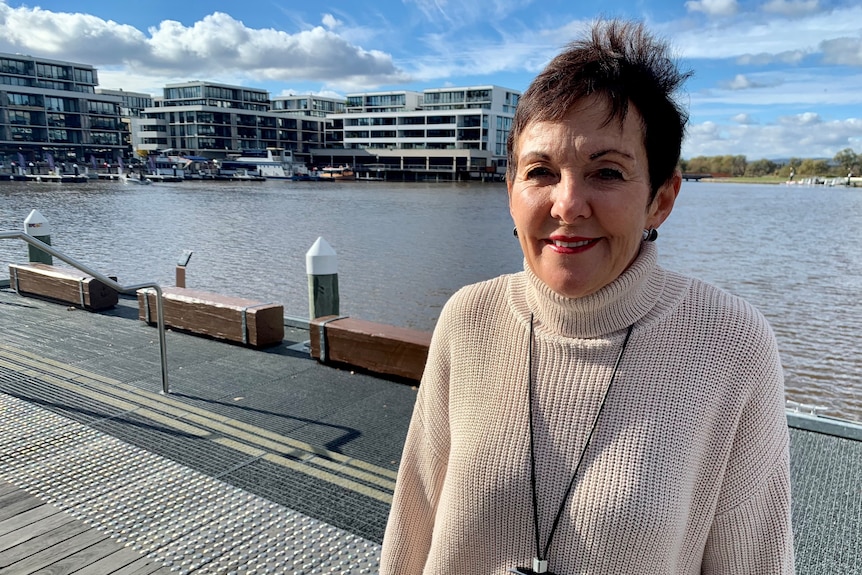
[545,236,599,254]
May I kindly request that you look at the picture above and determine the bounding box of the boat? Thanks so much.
[121,173,152,185]
[224,168,265,182]
[319,165,356,181]
[290,173,323,181]
[220,148,307,179]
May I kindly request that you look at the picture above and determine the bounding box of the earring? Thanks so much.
[642,228,658,242]
[513,226,518,237]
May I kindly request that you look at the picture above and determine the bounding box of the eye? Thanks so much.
[525,166,555,180]
[596,167,624,180]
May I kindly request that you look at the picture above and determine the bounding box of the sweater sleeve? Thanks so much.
[379,304,453,574]
[701,315,795,574]
[702,462,794,574]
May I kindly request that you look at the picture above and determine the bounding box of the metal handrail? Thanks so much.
[0,231,170,394]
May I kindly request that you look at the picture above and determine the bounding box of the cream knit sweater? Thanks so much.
[380,243,794,574]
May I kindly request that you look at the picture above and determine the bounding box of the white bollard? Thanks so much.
[306,237,339,320]
[24,209,52,264]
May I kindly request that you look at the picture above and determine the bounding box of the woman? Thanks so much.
[380,20,793,575]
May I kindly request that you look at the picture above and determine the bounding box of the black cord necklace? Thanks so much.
[514,315,634,575]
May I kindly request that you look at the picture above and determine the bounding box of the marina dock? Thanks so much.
[0,286,859,574]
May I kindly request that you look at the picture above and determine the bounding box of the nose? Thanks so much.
[549,173,591,224]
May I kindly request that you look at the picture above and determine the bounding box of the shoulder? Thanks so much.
[645,269,781,388]
[683,273,773,339]
[439,273,519,323]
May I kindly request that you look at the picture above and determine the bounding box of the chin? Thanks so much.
[545,275,598,299]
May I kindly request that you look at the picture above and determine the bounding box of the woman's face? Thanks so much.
[508,95,679,299]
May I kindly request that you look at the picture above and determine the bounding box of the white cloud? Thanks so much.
[736,50,807,65]
[731,113,757,124]
[727,74,753,90]
[0,3,145,62]
[403,0,528,27]
[762,0,820,17]
[685,0,738,17]
[693,68,862,111]
[321,13,342,30]
[780,112,822,126]
[820,36,862,66]
[723,73,783,90]
[0,5,409,91]
[674,5,862,61]
[684,116,862,160]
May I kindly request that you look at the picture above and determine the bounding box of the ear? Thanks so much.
[507,175,516,221]
[647,169,681,229]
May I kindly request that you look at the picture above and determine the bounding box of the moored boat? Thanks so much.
[121,173,152,185]
[319,165,356,181]
[219,148,307,179]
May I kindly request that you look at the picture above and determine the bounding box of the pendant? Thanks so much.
[509,558,555,574]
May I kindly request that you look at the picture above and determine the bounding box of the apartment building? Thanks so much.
[96,88,154,153]
[271,94,346,118]
[1,51,520,181]
[137,82,338,165]
[316,85,520,180]
[0,52,125,165]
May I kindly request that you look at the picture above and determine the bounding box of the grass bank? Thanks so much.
[704,176,787,184]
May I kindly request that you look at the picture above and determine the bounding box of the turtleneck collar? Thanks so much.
[509,242,667,339]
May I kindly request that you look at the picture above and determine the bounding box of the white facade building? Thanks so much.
[318,85,520,180]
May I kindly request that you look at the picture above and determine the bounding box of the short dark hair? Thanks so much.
[506,19,692,198]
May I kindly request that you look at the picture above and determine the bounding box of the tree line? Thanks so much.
[680,148,860,178]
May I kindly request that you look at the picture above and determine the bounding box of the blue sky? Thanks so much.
[1,0,860,160]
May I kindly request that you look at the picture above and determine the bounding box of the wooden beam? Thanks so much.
[9,263,118,311]
[138,287,284,348]
[309,316,431,382]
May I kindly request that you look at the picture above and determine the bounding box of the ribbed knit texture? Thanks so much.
[380,243,794,574]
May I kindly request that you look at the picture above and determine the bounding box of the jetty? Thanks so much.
[681,172,712,181]
[0,280,859,573]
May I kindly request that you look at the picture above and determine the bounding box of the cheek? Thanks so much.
[511,188,547,224]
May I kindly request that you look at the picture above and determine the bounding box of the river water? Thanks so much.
[1,179,860,421]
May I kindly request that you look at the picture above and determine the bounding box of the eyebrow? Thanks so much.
[519,149,635,163]
[518,151,552,164]
[589,148,636,161]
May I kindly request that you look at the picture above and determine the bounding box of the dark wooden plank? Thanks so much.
[108,555,175,575]
[0,526,107,573]
[36,536,133,575]
[0,483,169,574]
[71,545,162,575]
[0,505,74,553]
[0,520,90,570]
[0,481,19,497]
[0,490,43,523]
[0,502,62,539]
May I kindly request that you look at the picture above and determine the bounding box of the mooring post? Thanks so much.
[23,209,52,264]
[306,237,339,320]
[176,250,193,288]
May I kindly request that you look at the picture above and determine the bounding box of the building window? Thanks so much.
[7,92,42,107]
[9,110,30,124]
[48,129,70,142]
[74,68,95,84]
[36,63,70,80]
[11,127,34,141]
[0,58,32,75]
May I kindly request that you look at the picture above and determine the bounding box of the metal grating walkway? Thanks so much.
[0,392,381,574]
